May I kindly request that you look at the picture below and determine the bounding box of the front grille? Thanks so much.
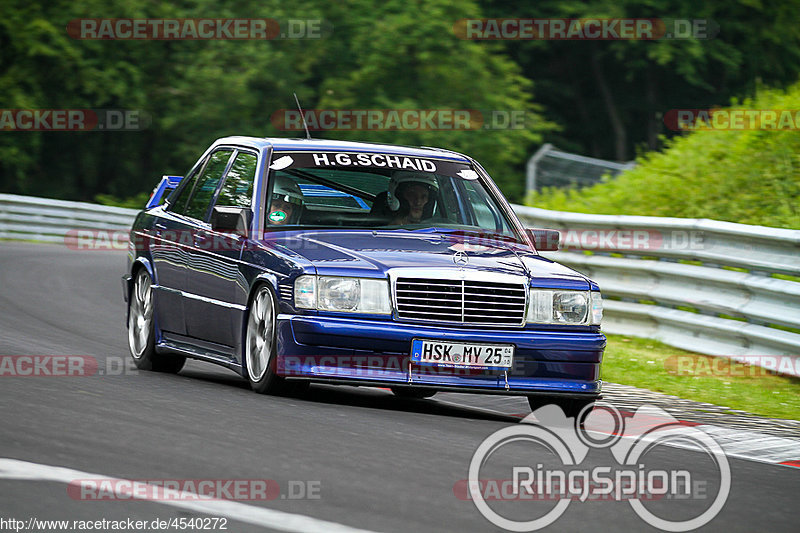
[395,277,526,326]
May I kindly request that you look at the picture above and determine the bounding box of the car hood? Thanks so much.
[262,230,591,289]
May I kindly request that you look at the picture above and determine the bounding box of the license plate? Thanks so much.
[410,339,514,368]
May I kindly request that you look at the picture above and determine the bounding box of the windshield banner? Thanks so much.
[269,151,474,176]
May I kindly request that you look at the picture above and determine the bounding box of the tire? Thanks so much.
[527,396,595,421]
[128,269,185,373]
[244,285,288,395]
[391,387,437,399]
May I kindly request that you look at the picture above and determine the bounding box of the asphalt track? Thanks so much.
[0,242,797,532]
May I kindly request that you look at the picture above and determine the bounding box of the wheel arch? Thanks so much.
[130,257,156,283]
[126,258,158,337]
[244,273,280,320]
[239,274,280,376]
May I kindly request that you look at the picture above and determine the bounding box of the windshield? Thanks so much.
[264,151,521,241]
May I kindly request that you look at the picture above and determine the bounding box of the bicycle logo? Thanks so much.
[467,403,730,531]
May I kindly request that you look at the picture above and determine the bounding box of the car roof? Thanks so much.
[211,136,471,162]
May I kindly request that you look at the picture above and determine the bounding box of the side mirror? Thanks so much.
[526,228,560,251]
[211,206,253,236]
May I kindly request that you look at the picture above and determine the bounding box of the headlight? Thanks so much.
[319,277,360,310]
[294,275,391,314]
[527,290,600,325]
[554,292,588,323]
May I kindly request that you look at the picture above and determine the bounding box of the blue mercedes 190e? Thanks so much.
[122,137,605,415]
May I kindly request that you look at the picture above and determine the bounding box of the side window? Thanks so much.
[169,168,201,214]
[183,149,234,220]
[216,151,257,208]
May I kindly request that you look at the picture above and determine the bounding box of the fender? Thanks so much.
[123,256,157,326]
[231,272,281,371]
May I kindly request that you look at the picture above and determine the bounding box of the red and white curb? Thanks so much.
[433,392,800,469]
[691,425,800,468]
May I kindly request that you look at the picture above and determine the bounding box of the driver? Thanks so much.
[267,175,304,225]
[387,172,439,225]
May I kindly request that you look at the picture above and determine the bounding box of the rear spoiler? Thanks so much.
[146,175,184,209]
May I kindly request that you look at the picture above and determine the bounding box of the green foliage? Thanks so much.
[481,0,800,160]
[3,0,800,209]
[527,82,800,228]
[314,0,551,201]
[0,0,545,203]
[602,334,800,421]
[94,192,149,209]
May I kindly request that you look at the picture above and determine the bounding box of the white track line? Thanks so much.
[0,458,380,533]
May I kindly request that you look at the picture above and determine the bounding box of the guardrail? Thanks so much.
[1,193,798,376]
[0,194,137,242]
[514,205,800,376]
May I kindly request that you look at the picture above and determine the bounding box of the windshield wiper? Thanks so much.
[282,169,376,203]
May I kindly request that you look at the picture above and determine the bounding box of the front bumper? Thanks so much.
[275,315,605,397]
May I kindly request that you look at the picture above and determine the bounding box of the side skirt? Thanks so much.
[156,334,243,375]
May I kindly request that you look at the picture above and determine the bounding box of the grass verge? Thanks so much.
[601,334,800,421]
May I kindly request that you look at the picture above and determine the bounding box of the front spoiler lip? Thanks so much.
[284,376,603,399]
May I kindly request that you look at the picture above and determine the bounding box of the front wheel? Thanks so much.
[245,285,288,394]
[128,269,185,373]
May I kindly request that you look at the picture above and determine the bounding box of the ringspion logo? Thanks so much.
[466,404,730,531]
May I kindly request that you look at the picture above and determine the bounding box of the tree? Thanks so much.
[479,0,800,161]
[0,0,548,202]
